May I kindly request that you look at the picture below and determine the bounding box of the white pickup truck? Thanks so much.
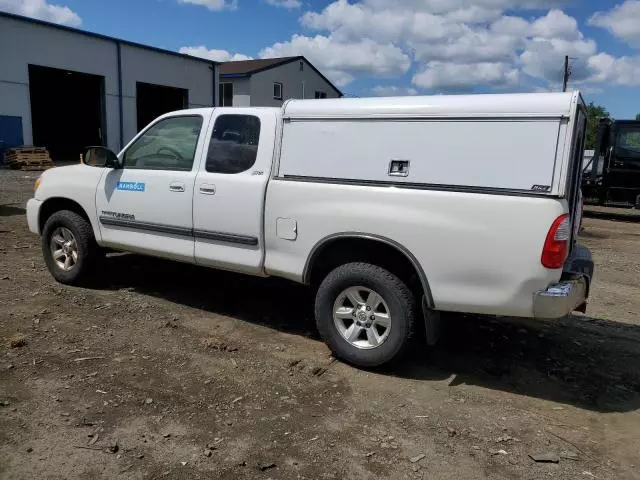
[27,92,594,367]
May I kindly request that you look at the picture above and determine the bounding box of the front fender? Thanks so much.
[34,164,106,240]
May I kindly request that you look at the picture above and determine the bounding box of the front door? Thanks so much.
[193,109,277,274]
[95,114,208,262]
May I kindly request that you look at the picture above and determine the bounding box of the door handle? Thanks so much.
[169,182,185,192]
[199,184,216,195]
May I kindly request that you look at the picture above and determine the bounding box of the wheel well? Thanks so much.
[38,198,91,233]
[306,236,429,303]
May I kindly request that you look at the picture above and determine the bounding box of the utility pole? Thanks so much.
[562,55,569,92]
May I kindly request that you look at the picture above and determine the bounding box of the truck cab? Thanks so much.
[32,107,280,275]
[584,119,640,207]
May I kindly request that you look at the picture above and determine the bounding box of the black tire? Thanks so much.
[42,210,98,285]
[315,262,416,368]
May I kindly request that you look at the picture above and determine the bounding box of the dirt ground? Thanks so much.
[1,168,640,480]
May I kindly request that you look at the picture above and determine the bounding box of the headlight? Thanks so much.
[34,177,42,193]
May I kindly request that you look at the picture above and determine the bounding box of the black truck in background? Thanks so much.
[583,119,640,208]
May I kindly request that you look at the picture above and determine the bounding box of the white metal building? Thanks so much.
[219,57,342,107]
[0,11,219,162]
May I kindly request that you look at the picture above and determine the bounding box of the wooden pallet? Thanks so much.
[8,147,47,155]
[5,147,54,171]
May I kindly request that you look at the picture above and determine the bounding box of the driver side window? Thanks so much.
[123,116,203,171]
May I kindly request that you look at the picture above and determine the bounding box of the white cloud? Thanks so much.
[293,0,640,91]
[362,0,572,13]
[413,62,519,89]
[521,37,598,82]
[589,1,640,47]
[177,0,237,11]
[531,9,580,40]
[588,53,640,86]
[212,0,640,92]
[179,46,252,62]
[444,6,502,24]
[301,1,466,43]
[412,30,522,64]
[298,0,557,91]
[265,0,301,8]
[259,34,411,86]
[489,9,580,40]
[490,15,531,36]
[0,0,81,25]
[371,85,419,96]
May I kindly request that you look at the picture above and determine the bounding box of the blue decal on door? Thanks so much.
[116,181,145,192]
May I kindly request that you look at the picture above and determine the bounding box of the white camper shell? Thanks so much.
[279,91,583,196]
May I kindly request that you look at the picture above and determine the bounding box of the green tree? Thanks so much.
[636,113,640,121]
[585,103,610,150]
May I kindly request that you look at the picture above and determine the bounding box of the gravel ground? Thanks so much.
[1,168,640,480]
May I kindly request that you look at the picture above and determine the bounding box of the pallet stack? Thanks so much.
[4,147,54,171]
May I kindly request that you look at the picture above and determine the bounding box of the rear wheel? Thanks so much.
[315,262,416,368]
[42,210,98,285]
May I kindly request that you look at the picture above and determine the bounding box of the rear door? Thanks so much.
[193,109,277,274]
[96,113,208,262]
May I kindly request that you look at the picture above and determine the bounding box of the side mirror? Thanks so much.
[605,145,614,173]
[82,146,120,169]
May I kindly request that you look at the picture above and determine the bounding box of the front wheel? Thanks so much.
[42,210,98,285]
[315,262,416,368]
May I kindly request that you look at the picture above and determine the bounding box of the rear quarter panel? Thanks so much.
[264,180,567,317]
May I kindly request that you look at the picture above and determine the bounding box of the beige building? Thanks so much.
[219,56,342,107]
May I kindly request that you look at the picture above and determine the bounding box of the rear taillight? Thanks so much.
[541,214,570,269]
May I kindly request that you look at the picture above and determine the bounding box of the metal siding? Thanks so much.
[299,59,341,99]
[229,78,250,106]
[0,82,31,146]
[249,60,340,107]
[0,15,120,149]
[0,15,216,153]
[119,44,214,144]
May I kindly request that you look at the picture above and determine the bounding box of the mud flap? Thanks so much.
[422,296,441,346]
[563,244,594,298]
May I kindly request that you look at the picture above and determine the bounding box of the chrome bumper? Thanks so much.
[533,278,588,319]
[533,244,593,319]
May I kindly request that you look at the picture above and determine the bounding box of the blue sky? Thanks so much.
[3,0,640,118]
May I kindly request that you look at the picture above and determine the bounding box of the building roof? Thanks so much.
[220,56,343,97]
[0,10,218,66]
[219,57,297,75]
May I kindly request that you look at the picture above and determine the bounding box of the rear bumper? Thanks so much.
[26,198,42,235]
[533,277,588,319]
[533,245,594,319]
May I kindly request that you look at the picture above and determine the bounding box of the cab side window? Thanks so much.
[205,115,261,174]
[123,116,203,171]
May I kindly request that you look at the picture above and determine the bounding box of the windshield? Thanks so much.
[615,128,640,157]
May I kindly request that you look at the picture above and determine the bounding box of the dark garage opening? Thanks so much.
[28,65,105,163]
[136,82,188,132]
